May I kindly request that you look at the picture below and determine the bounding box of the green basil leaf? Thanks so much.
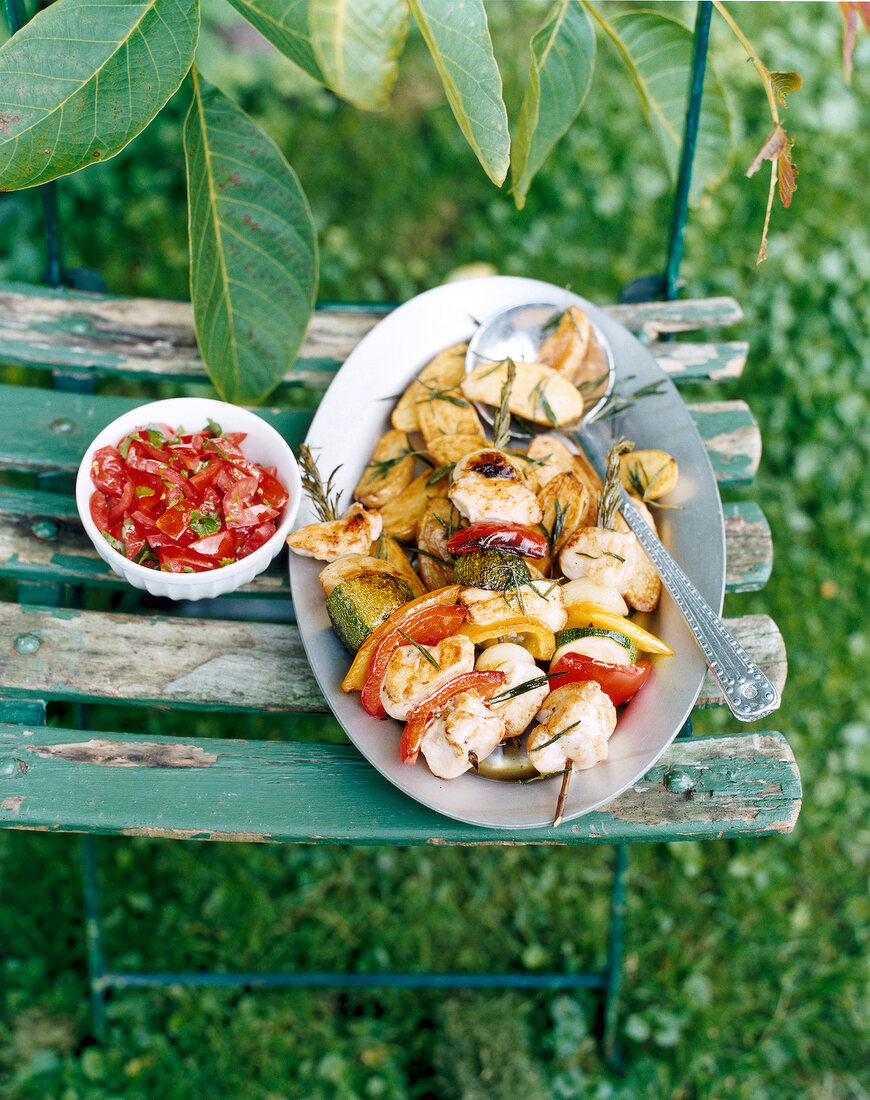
[0,0,199,191]
[184,69,318,404]
[188,510,222,537]
[409,0,510,186]
[510,1,595,210]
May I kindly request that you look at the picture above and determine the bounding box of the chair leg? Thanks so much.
[601,843,628,1071]
[80,834,108,1042]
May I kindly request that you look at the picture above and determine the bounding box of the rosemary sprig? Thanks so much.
[491,357,517,451]
[297,444,342,522]
[597,439,633,531]
[406,545,452,566]
[397,628,441,670]
[539,498,568,557]
[488,671,563,707]
[427,463,454,485]
[415,379,471,409]
[534,718,583,753]
[597,379,668,422]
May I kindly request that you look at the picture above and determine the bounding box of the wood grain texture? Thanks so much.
[0,489,770,595]
[0,724,800,843]
[0,383,759,488]
[0,602,785,714]
[0,282,742,383]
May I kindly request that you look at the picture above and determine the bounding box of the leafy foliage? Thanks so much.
[0,0,807,401]
[184,68,317,403]
[0,0,199,190]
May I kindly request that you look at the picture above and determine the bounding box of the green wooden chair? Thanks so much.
[0,2,799,1067]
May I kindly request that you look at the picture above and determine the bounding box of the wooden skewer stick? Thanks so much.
[553,763,574,827]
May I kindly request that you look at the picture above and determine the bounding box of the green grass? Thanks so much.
[2,3,870,1097]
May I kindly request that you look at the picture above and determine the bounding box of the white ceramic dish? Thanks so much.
[288,276,726,829]
[76,397,301,601]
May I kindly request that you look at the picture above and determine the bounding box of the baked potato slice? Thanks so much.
[461,359,584,428]
[539,305,591,380]
[391,343,468,433]
[619,449,679,501]
[536,471,596,575]
[370,535,426,597]
[378,470,451,542]
[354,429,415,509]
[427,431,487,468]
[415,497,463,591]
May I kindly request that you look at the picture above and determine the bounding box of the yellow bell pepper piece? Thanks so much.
[341,585,461,692]
[458,617,556,661]
[563,603,674,655]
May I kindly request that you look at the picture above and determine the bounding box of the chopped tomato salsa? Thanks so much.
[88,420,288,572]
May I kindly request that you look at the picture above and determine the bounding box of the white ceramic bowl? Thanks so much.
[76,397,302,600]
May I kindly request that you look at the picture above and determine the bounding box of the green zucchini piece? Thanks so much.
[452,548,533,591]
[553,626,639,665]
[326,572,414,653]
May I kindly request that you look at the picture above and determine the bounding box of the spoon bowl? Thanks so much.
[465,300,616,437]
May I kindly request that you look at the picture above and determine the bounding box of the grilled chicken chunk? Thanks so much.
[459,580,567,634]
[419,690,506,779]
[287,504,382,562]
[449,449,542,526]
[380,634,476,721]
[527,682,617,774]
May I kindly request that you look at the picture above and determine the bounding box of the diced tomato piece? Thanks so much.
[361,604,469,718]
[156,501,193,540]
[223,476,259,527]
[157,545,220,573]
[139,440,175,463]
[190,458,222,492]
[235,520,276,560]
[106,478,135,528]
[190,528,236,560]
[89,490,109,530]
[91,446,126,496]
[167,443,201,471]
[122,519,148,561]
[258,470,289,511]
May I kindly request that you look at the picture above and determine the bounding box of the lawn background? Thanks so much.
[1,2,868,1098]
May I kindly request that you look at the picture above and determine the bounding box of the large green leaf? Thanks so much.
[184,70,318,404]
[309,0,409,110]
[409,0,510,186]
[223,0,325,85]
[589,6,733,199]
[0,0,198,191]
[510,0,595,210]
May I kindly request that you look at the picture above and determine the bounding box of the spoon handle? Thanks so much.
[616,492,781,722]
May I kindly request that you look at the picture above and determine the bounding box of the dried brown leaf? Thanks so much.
[778,141,798,208]
[840,1,858,82]
[746,124,786,178]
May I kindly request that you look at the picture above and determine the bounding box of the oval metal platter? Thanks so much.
[288,276,726,829]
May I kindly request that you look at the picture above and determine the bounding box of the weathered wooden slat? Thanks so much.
[0,723,800,844]
[0,282,742,383]
[0,488,772,596]
[0,602,786,713]
[647,340,748,383]
[0,384,760,486]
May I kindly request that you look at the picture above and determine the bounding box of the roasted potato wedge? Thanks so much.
[539,305,591,379]
[415,497,463,591]
[378,471,450,542]
[619,449,679,501]
[536,471,596,575]
[354,429,415,509]
[526,434,580,490]
[427,431,486,468]
[462,359,584,427]
[370,535,426,597]
[391,343,468,433]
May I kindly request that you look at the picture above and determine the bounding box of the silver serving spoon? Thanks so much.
[464,300,781,729]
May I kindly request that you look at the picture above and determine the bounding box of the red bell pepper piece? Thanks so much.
[360,604,469,718]
[548,652,652,706]
[399,669,506,764]
[447,521,549,559]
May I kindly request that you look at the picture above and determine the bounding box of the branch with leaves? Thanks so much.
[1,0,851,400]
